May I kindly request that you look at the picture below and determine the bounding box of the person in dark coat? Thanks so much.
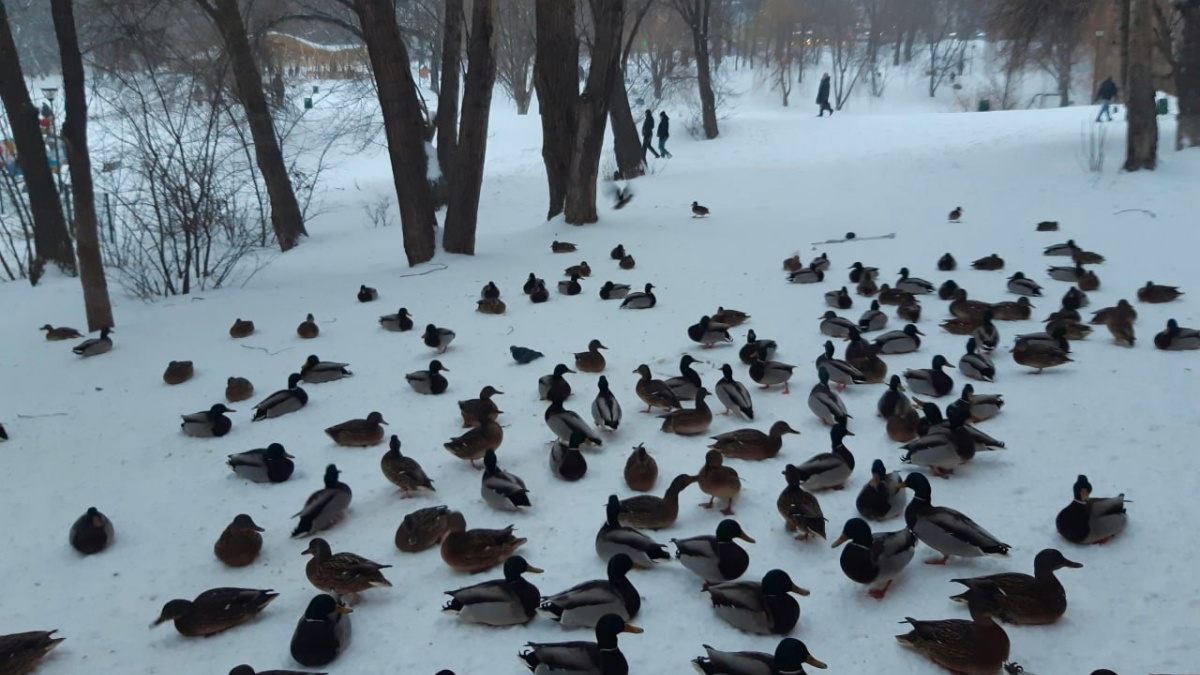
[657,112,672,158]
[641,110,660,159]
[816,73,833,117]
[1095,76,1118,122]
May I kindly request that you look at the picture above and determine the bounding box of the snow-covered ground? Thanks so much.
[2,67,1198,675]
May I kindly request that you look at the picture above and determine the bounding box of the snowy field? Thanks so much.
[2,66,1198,675]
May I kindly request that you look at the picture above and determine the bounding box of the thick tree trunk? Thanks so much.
[904,26,916,63]
[1124,0,1158,171]
[513,84,532,114]
[436,0,464,178]
[202,0,306,252]
[1118,0,1131,94]
[534,0,578,220]
[684,0,720,139]
[1057,51,1072,107]
[50,0,113,331]
[354,0,439,264]
[0,1,75,282]
[609,67,645,179]
[1176,3,1200,150]
[564,0,624,225]
[443,0,497,255]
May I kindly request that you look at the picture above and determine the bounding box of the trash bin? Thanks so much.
[978,99,991,112]
[1156,98,1169,116]
[312,85,319,94]
[304,97,313,110]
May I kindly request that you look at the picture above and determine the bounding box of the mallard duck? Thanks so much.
[357,284,378,302]
[298,313,319,339]
[620,283,656,309]
[565,261,592,277]
[440,511,527,574]
[407,360,450,395]
[693,638,826,675]
[444,554,542,626]
[938,253,957,271]
[787,266,824,284]
[303,537,392,601]
[299,355,351,384]
[1071,248,1106,265]
[0,631,64,674]
[519,613,641,674]
[70,506,114,555]
[546,397,603,446]
[691,201,711,217]
[633,364,682,412]
[1045,307,1082,324]
[600,281,632,300]
[618,473,697,529]
[713,307,750,327]
[938,279,959,301]
[479,281,500,300]
[972,254,1004,271]
[380,308,414,332]
[552,240,578,253]
[41,324,82,340]
[539,364,576,401]
[705,569,809,635]
[597,495,671,566]
[896,588,1010,675]
[783,254,803,272]
[990,297,1033,321]
[849,262,880,283]
[900,408,979,478]
[750,352,795,394]
[807,367,849,426]
[559,274,583,295]
[252,374,307,421]
[1056,474,1127,544]
[610,244,627,260]
[225,376,254,402]
[1090,299,1137,325]
[214,514,263,567]
[874,324,923,354]
[902,472,1010,564]
[897,299,922,323]
[665,354,704,401]
[948,207,963,222]
[816,341,866,389]
[1006,272,1042,296]
[1036,219,1059,231]
[482,450,530,511]
[1154,319,1200,350]
[229,666,331,675]
[324,411,388,447]
[858,301,888,332]
[1061,285,1089,310]
[551,431,589,482]
[689,316,734,348]
[477,297,506,314]
[698,451,741,515]
[1104,317,1134,347]
[292,464,352,538]
[950,289,993,320]
[523,273,542,294]
[575,339,609,373]
[1010,340,1072,373]
[1014,326,1071,352]
[163,360,194,385]
[833,517,916,598]
[659,388,713,435]
[971,312,1000,351]
[624,443,657,491]
[72,326,113,357]
[818,310,856,338]
[152,588,277,637]
[949,548,1082,624]
[709,421,798,461]
[1043,239,1079,256]
[459,385,503,428]
[713,364,754,420]
[181,404,236,437]
[778,466,827,540]
[1047,263,1087,282]
[959,338,994,382]
[887,401,922,443]
[229,319,254,338]
[825,286,853,309]
[948,384,1003,423]
[592,376,622,432]
[810,253,831,272]
[896,268,934,295]
[856,459,907,521]
[790,422,855,490]
[380,435,435,496]
[227,443,293,483]
[877,375,908,417]
[395,505,455,553]
[444,418,504,467]
[673,519,755,584]
[1044,318,1093,340]
[739,330,777,364]
[1078,269,1100,291]
[540,553,641,627]
[422,324,456,353]
[844,329,887,384]
[904,355,955,397]
[290,594,351,667]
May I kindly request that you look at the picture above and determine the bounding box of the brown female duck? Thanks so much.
[395,505,455,552]
[214,514,264,567]
[459,385,504,428]
[618,473,696,529]
[229,318,255,338]
[708,421,799,460]
[152,588,278,637]
[380,435,435,496]
[896,588,1010,675]
[298,313,319,339]
[634,364,682,412]
[303,537,393,602]
[444,418,504,468]
[163,360,194,385]
[699,451,742,515]
[949,548,1082,625]
[575,339,609,373]
[325,412,388,447]
[440,511,527,574]
[624,443,658,491]
[225,376,254,402]
[778,466,826,540]
[659,387,713,435]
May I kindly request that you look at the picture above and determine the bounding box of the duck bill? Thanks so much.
[336,605,354,615]
[149,616,169,628]
[790,584,811,596]
[831,534,849,548]
[494,390,505,396]
[525,565,544,574]
[622,623,644,634]
[631,561,652,570]
[806,655,828,669]
[943,363,955,369]
[1062,558,1084,569]
[284,452,295,458]
[738,533,756,544]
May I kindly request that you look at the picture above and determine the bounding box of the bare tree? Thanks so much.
[436,0,463,174]
[496,0,536,114]
[1156,0,1200,149]
[670,0,719,138]
[1125,0,1159,169]
[610,0,657,180]
[989,0,1091,107]
[534,0,578,220]
[634,6,683,100]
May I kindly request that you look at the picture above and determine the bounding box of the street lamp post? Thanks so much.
[41,86,72,226]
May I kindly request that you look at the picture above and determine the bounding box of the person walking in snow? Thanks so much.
[641,110,660,159]
[816,73,834,117]
[657,111,672,158]
[1095,76,1118,122]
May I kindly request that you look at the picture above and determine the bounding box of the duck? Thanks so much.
[849,261,879,284]
[739,330,777,363]
[895,588,1010,675]
[181,404,236,437]
[443,555,542,626]
[897,299,922,323]
[539,363,576,401]
[874,324,923,354]
[575,339,609,372]
[540,553,641,627]
[444,418,504,468]
[1077,269,1100,291]
[292,464,352,538]
[783,254,803,272]
[227,443,294,483]
[476,281,500,300]
[620,283,656,309]
[297,313,319,339]
[1043,317,1093,340]
[990,297,1033,321]
[659,387,713,435]
[214,514,264,567]
[565,261,592,277]
[552,240,578,253]
[833,517,917,599]
[459,385,503,428]
[600,281,632,300]
[673,519,755,584]
[41,324,82,340]
[971,254,1004,271]
[858,301,888,332]
[845,328,888,383]
[1154,319,1200,350]
[559,274,583,295]
[699,451,741,515]
[152,588,278,637]
[709,421,798,461]
[938,279,959,301]
[1036,219,1059,231]
[70,506,114,555]
[949,548,1082,625]
[777,466,827,540]
[72,326,113,357]
[887,400,922,443]
[787,266,824,284]
[856,459,907,521]
[749,352,795,394]
[713,307,750,327]
[825,286,853,309]
[591,376,622,432]
[904,355,955,397]
[224,376,254,403]
[877,375,908,418]
[481,450,530,511]
[252,373,307,420]
[900,407,980,478]
[163,360,194,385]
[407,360,450,395]
[229,667,331,675]
[299,355,351,384]
[380,435,435,496]
[1006,272,1042,296]
[665,355,704,401]
[1014,325,1071,352]
[440,511,527,574]
[1056,474,1128,545]
[324,411,388,447]
[1047,263,1087,282]
[1061,285,1090,309]
[290,594,352,667]
[624,443,658,491]
[0,631,64,674]
[902,472,1010,564]
[1090,299,1137,325]
[618,473,697,529]
[519,613,642,674]
[790,422,855,490]
[948,207,963,222]
[808,367,850,426]
[302,537,392,602]
[818,310,856,338]
[689,316,733,348]
[937,253,957,271]
[711,365,754,420]
[948,384,1003,423]
[1071,248,1106,265]
[545,397,603,446]
[810,253,831,272]
[380,308,414,332]
[596,495,671,566]
[1137,281,1182,303]
[395,505,456,553]
[1043,239,1080,256]
[477,297,506,314]
[949,289,993,320]
[530,281,550,303]
[692,201,710,217]
[1010,340,1072,373]
[816,340,866,389]
[423,324,456,352]
[705,569,809,635]
[229,319,254,338]
[610,244,626,260]
[896,268,934,294]
[959,338,995,382]
[357,284,378,302]
[523,273,542,293]
[550,431,589,482]
[693,638,826,675]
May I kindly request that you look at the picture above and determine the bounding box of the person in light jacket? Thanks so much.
[816,73,833,117]
[657,111,672,158]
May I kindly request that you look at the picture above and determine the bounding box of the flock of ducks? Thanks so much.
[5,216,1192,675]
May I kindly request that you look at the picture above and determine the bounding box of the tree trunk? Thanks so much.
[436,0,464,179]
[1124,0,1158,171]
[904,26,916,63]
[514,84,532,114]
[534,0,578,220]
[681,0,720,139]
[893,25,902,66]
[564,0,624,225]
[50,0,113,331]
[201,0,307,252]
[1176,3,1200,150]
[0,1,75,282]
[443,0,497,255]
[609,67,645,179]
[1057,51,1072,107]
[1118,0,1131,94]
[354,0,439,264]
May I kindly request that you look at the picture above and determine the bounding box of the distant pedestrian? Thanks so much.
[816,73,834,117]
[657,112,672,158]
[1095,76,1118,122]
[641,110,660,159]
